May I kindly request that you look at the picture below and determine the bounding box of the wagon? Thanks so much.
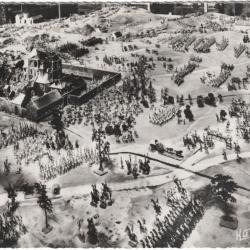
[149,141,184,161]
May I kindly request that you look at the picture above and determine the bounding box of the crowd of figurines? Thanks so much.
[182,112,242,162]
[63,84,229,133]
[169,32,249,56]
[0,121,38,149]
[1,88,243,182]
[84,178,205,247]
[38,147,99,181]
[230,97,250,142]
[0,119,101,182]
[201,63,234,88]
[228,76,249,91]
[124,178,204,248]
[63,55,158,144]
[168,32,250,89]
[63,84,231,135]
[171,59,199,86]
[1,12,250,248]
[149,105,179,126]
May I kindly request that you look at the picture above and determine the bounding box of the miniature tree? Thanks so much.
[133,55,151,95]
[51,108,63,132]
[243,34,249,43]
[5,185,19,215]
[218,94,223,103]
[184,105,194,121]
[92,125,110,171]
[87,218,98,245]
[103,55,112,65]
[211,174,238,221]
[176,95,179,104]
[188,94,193,105]
[161,88,169,105]
[36,184,53,231]
[220,109,227,121]
[3,158,11,176]
[0,186,26,247]
[75,140,79,149]
[0,212,27,247]
[232,77,241,89]
[148,81,157,103]
[205,93,216,106]
[180,94,184,105]
[167,64,174,72]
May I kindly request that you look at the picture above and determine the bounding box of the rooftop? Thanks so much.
[28,48,60,62]
[32,14,43,21]
[10,93,25,106]
[30,89,62,110]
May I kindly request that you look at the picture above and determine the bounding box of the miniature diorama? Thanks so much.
[0,2,249,248]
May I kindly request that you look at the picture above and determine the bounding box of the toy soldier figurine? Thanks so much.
[87,218,98,244]
[216,114,220,122]
[132,163,139,179]
[90,184,100,207]
[16,166,22,174]
[204,142,209,154]
[126,160,132,175]
[102,182,112,202]
[151,198,161,216]
[236,152,242,163]
[234,142,241,154]
[3,158,11,176]
[120,157,124,169]
[236,126,240,137]
[199,141,203,151]
[99,193,107,209]
[223,149,227,160]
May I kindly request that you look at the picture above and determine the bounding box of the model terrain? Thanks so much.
[0,5,250,247]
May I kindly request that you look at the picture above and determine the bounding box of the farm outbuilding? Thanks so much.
[26,90,63,122]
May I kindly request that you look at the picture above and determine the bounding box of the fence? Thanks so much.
[62,64,119,80]
[67,72,121,105]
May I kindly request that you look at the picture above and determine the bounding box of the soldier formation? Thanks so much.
[125,178,205,248]
[0,121,37,149]
[149,105,179,126]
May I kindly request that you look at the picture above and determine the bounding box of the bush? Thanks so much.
[197,95,204,107]
[40,33,50,41]
[71,47,89,58]
[58,43,89,58]
[220,109,227,120]
[81,37,103,47]
[3,38,16,46]
[59,42,78,53]
[205,93,216,106]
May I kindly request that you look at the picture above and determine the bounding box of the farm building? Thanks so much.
[26,89,63,122]
[110,31,122,41]
[15,13,43,25]
[23,48,62,83]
